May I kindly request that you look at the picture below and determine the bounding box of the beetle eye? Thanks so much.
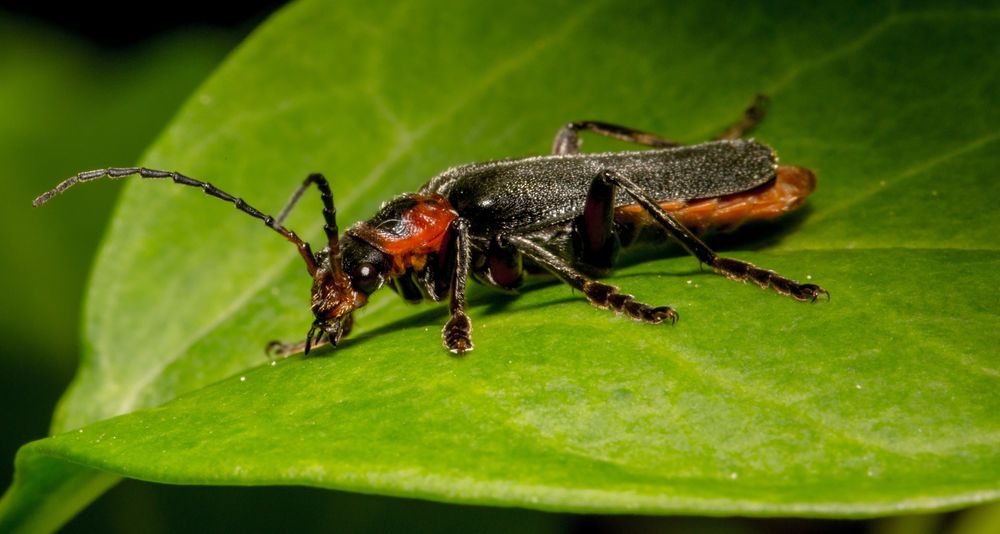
[351,262,382,294]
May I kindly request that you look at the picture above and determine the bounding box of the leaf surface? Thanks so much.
[3,0,999,530]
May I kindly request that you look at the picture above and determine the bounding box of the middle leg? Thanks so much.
[503,234,677,324]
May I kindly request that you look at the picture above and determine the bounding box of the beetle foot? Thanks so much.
[792,283,830,302]
[767,279,830,302]
[712,257,829,302]
[443,311,474,355]
[583,281,678,324]
[582,281,617,308]
[648,306,679,324]
[266,339,304,358]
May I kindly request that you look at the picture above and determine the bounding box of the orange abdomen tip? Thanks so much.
[616,164,817,232]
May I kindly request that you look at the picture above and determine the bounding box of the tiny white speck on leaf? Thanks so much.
[855,383,862,389]
[729,472,739,480]
[270,361,277,366]
[240,376,246,382]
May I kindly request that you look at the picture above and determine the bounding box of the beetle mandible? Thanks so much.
[34,96,827,355]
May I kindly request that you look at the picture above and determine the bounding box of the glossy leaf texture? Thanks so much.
[3,0,999,531]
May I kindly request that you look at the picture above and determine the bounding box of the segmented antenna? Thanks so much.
[33,167,319,274]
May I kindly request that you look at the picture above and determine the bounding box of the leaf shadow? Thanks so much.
[614,205,814,269]
[307,208,812,356]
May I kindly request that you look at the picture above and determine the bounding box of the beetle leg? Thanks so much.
[574,173,621,271]
[471,238,525,291]
[389,274,425,303]
[267,336,327,359]
[601,170,828,301]
[552,121,680,155]
[442,218,474,354]
[713,94,769,140]
[553,95,769,155]
[428,231,457,300]
[265,314,352,358]
[503,235,677,324]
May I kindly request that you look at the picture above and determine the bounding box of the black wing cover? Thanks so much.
[423,139,777,235]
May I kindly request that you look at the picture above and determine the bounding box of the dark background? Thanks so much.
[0,1,283,45]
[0,2,973,532]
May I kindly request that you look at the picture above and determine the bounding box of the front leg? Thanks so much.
[442,218,474,354]
[266,314,353,358]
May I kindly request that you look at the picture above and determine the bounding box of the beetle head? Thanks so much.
[307,234,392,353]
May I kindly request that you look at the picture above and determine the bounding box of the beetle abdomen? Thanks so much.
[616,164,816,232]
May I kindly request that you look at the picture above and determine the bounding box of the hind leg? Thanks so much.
[552,95,769,155]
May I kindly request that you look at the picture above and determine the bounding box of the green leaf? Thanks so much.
[0,17,237,368]
[4,0,1000,530]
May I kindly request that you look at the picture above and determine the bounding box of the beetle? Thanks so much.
[34,96,827,355]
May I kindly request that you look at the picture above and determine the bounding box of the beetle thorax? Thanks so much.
[345,193,457,276]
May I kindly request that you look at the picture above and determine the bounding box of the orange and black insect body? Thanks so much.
[34,96,827,355]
